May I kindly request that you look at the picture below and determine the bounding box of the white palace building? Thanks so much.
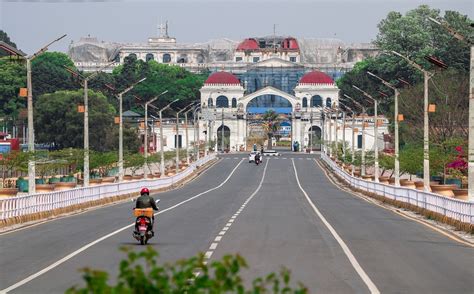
[148,58,389,154]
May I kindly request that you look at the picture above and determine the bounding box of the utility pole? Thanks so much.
[340,102,355,175]
[159,99,179,176]
[14,34,67,194]
[116,78,146,182]
[221,107,225,152]
[344,94,366,176]
[428,16,473,200]
[175,103,194,174]
[367,71,401,186]
[144,90,168,179]
[391,51,433,191]
[353,85,379,182]
[64,61,116,187]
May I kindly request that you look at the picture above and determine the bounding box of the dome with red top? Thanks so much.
[299,71,334,85]
[204,72,241,85]
[236,38,259,51]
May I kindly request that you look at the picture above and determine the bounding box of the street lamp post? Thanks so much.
[175,103,195,174]
[391,51,433,191]
[343,94,366,176]
[339,102,355,175]
[353,85,379,183]
[367,71,401,186]
[159,99,179,176]
[116,78,146,182]
[65,61,116,187]
[144,90,168,179]
[428,17,473,200]
[193,106,201,160]
[10,34,67,194]
[184,105,198,165]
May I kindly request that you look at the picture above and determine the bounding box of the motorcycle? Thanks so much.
[255,157,261,165]
[133,199,160,245]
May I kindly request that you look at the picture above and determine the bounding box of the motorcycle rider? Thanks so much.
[254,152,261,165]
[135,188,159,234]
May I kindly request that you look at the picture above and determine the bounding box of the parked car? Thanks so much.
[262,150,281,157]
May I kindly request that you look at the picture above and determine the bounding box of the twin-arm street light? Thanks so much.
[117,78,146,182]
[193,106,202,161]
[353,85,380,183]
[184,104,199,165]
[7,34,67,194]
[175,102,196,174]
[339,101,356,175]
[367,71,401,186]
[343,94,366,176]
[64,61,116,187]
[159,99,179,176]
[428,16,473,200]
[144,90,168,179]
[391,50,433,191]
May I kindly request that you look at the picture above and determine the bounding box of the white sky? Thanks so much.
[1,0,473,54]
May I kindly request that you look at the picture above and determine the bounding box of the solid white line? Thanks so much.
[0,159,245,294]
[209,243,218,250]
[291,159,380,294]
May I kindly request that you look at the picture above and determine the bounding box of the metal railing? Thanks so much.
[0,154,216,221]
[321,153,473,224]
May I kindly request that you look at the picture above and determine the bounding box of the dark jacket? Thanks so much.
[135,194,159,210]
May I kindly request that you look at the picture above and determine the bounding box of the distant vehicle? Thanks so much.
[262,150,281,157]
[248,151,262,163]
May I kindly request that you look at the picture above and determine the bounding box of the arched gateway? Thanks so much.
[199,67,340,151]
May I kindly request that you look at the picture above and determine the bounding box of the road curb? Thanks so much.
[316,159,474,243]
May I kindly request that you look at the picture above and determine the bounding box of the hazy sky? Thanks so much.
[1,0,473,54]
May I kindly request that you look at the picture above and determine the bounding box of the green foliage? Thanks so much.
[103,124,141,152]
[35,89,116,150]
[379,153,395,176]
[90,151,117,177]
[31,52,78,98]
[66,247,308,293]
[0,151,29,187]
[0,57,25,120]
[124,153,145,175]
[111,58,206,114]
[0,30,18,57]
[262,110,280,150]
[34,149,83,178]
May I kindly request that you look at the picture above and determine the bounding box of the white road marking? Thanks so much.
[307,158,312,160]
[201,159,269,266]
[0,159,245,294]
[291,159,380,294]
[283,157,288,159]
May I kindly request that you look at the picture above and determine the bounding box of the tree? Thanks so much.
[0,57,25,121]
[0,30,18,57]
[66,247,308,293]
[31,52,79,99]
[103,124,141,152]
[35,89,116,150]
[111,59,207,115]
[262,110,280,150]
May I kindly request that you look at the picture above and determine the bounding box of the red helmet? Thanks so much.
[140,187,150,195]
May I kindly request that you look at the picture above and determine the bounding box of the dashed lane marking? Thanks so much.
[292,159,380,294]
[200,159,269,264]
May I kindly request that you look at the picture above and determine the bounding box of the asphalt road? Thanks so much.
[0,153,473,293]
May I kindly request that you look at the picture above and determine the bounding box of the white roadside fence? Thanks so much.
[321,153,474,225]
[0,154,216,221]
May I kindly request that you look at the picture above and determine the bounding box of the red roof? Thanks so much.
[204,72,241,85]
[299,71,334,84]
[236,38,259,50]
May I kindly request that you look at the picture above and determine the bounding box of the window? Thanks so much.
[174,135,182,148]
[236,57,243,62]
[208,97,213,107]
[326,98,332,108]
[290,56,297,62]
[253,57,260,63]
[216,96,229,108]
[302,97,308,108]
[232,98,237,108]
[357,134,363,149]
[162,53,171,63]
[145,53,154,62]
[177,54,188,63]
[311,95,322,107]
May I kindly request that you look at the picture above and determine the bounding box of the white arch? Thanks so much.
[238,86,300,110]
